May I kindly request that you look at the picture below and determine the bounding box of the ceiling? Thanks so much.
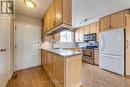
[15,0,52,20]
[72,0,130,27]
[16,0,130,27]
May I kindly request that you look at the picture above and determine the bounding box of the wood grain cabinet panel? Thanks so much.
[54,0,62,26]
[41,50,82,87]
[84,25,90,34]
[94,49,99,65]
[111,11,125,28]
[43,0,72,34]
[99,16,110,31]
[50,2,55,29]
[126,15,130,75]
[90,22,97,34]
[96,22,99,41]
[53,54,64,87]
[75,27,84,42]
[47,52,53,76]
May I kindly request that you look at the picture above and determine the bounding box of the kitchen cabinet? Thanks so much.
[43,0,72,34]
[99,16,110,31]
[96,22,99,41]
[84,25,90,34]
[75,22,99,42]
[47,52,53,76]
[42,49,82,87]
[111,11,125,28]
[94,49,99,65]
[126,15,130,75]
[99,10,130,32]
[50,2,55,29]
[54,0,62,26]
[53,54,64,86]
[75,26,84,42]
[90,22,97,33]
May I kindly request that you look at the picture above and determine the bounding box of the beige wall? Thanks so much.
[14,15,42,26]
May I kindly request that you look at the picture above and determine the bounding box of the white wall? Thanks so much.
[14,14,42,26]
[9,17,14,79]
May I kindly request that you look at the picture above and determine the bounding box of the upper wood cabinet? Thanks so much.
[110,11,125,28]
[75,22,99,42]
[75,26,84,42]
[99,16,110,31]
[54,0,62,26]
[84,25,90,34]
[99,10,130,32]
[90,22,97,33]
[43,0,72,33]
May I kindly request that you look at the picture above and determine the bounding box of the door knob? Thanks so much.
[0,49,6,52]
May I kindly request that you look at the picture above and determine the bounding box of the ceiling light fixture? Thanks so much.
[24,0,36,8]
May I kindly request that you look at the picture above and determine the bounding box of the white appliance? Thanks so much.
[99,28,125,76]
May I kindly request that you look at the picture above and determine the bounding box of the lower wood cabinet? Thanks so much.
[41,49,82,87]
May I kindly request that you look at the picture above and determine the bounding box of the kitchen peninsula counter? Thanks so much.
[41,48,82,87]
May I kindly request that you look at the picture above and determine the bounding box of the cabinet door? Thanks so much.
[54,0,62,26]
[44,14,47,33]
[94,50,99,65]
[46,11,50,32]
[111,11,125,28]
[126,16,130,74]
[63,0,72,25]
[84,25,90,34]
[96,22,99,41]
[53,54,64,86]
[50,2,55,29]
[90,22,97,34]
[79,27,84,42]
[99,16,110,31]
[47,52,53,75]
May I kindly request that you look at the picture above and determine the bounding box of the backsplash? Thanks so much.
[41,41,76,49]
[53,42,76,48]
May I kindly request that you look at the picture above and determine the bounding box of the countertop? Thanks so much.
[42,48,82,57]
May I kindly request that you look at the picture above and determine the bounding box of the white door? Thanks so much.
[15,23,41,71]
[0,18,10,87]
[99,28,124,56]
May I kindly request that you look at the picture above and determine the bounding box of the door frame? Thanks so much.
[14,22,41,71]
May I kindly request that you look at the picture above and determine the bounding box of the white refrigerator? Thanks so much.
[99,28,125,76]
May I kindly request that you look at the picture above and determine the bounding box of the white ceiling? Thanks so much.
[15,0,52,20]
[72,0,130,27]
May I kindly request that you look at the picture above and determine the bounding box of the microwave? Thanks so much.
[84,33,96,42]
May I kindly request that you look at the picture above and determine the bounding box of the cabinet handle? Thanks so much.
[126,40,129,49]
[0,49,6,52]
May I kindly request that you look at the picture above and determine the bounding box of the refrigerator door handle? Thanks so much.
[100,34,105,52]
